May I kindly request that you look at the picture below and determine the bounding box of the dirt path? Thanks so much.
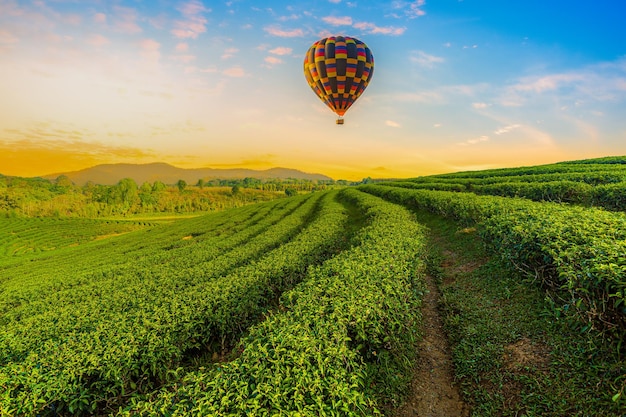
[395,271,470,417]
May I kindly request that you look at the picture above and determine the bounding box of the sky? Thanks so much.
[1,0,625,180]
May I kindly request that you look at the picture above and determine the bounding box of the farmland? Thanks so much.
[1,156,626,416]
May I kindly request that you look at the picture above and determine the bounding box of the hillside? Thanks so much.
[1,156,624,416]
[42,162,333,185]
[381,154,626,211]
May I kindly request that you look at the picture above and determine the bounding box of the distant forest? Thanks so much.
[0,174,363,218]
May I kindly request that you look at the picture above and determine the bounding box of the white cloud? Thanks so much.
[410,50,444,68]
[112,6,142,34]
[469,135,489,144]
[497,60,626,107]
[512,73,584,93]
[317,29,335,39]
[185,65,218,74]
[171,0,209,39]
[223,66,246,77]
[278,14,299,21]
[0,29,18,45]
[0,1,24,17]
[149,15,168,30]
[472,102,489,109]
[386,120,401,128]
[140,39,160,50]
[139,38,160,61]
[459,135,489,146]
[494,124,521,135]
[392,91,444,103]
[179,0,208,17]
[387,83,486,106]
[264,26,304,37]
[63,14,82,26]
[176,42,189,52]
[93,13,106,24]
[407,1,427,18]
[265,56,282,65]
[392,0,426,18]
[443,84,488,96]
[353,21,405,36]
[269,47,292,55]
[322,16,352,26]
[171,54,196,64]
[221,47,239,59]
[85,34,109,47]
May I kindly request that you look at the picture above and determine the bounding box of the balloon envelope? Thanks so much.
[303,36,374,118]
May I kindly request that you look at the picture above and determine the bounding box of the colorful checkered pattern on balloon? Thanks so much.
[304,36,374,117]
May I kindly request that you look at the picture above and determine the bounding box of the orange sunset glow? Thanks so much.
[1,1,625,180]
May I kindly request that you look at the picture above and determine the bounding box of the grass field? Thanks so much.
[1,157,625,416]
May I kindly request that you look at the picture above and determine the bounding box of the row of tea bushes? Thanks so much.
[360,184,626,340]
[122,188,428,416]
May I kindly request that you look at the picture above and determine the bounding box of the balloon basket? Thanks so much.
[336,118,344,125]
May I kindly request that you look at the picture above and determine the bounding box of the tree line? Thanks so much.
[0,174,355,218]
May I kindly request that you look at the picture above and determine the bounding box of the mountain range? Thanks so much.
[43,163,333,186]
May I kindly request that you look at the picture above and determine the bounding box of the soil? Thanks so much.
[499,337,551,411]
[395,273,470,417]
[395,225,492,417]
[396,219,558,416]
[503,337,550,372]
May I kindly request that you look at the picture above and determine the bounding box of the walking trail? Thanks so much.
[395,235,483,417]
[395,272,470,417]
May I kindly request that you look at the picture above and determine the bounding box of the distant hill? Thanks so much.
[43,163,333,186]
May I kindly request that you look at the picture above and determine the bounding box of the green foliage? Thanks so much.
[385,158,626,210]
[0,191,358,414]
[418,211,623,415]
[473,180,594,204]
[0,175,283,218]
[0,173,348,219]
[0,218,149,257]
[3,156,625,416]
[381,181,466,192]
[54,174,73,189]
[122,188,427,416]
[360,184,626,342]
[592,183,626,210]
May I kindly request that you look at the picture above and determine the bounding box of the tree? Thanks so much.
[152,181,167,192]
[231,185,240,196]
[196,178,205,189]
[243,177,261,188]
[117,178,139,208]
[285,188,297,197]
[139,182,156,207]
[177,179,187,193]
[55,175,73,188]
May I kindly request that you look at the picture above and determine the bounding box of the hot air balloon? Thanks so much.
[303,36,374,125]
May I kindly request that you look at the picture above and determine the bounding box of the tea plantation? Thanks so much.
[1,156,625,416]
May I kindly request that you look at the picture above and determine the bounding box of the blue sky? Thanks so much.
[1,0,625,179]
